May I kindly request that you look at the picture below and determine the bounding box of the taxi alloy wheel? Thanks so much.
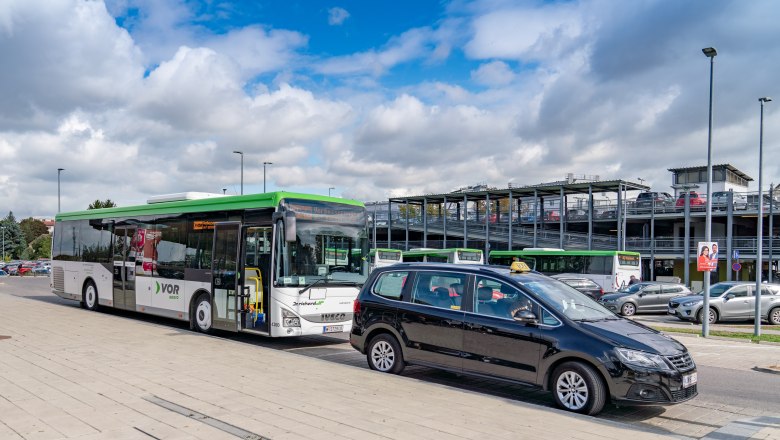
[367,334,405,374]
[551,361,606,415]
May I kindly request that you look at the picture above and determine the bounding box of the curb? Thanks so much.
[648,328,780,347]
[752,366,780,376]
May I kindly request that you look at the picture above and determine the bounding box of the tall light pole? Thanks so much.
[329,187,335,197]
[755,96,772,337]
[232,151,244,195]
[701,46,717,338]
[57,168,65,213]
[263,161,272,193]
[1,226,5,262]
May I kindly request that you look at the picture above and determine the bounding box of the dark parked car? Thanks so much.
[551,274,604,300]
[599,282,691,316]
[351,263,698,415]
[635,192,675,210]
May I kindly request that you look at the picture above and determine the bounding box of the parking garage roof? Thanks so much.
[388,180,649,205]
[667,164,753,181]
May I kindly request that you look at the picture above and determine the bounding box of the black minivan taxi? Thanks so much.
[350,262,698,415]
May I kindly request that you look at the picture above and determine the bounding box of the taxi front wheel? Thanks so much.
[551,362,607,416]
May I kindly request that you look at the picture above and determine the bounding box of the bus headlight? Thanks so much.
[281,309,301,327]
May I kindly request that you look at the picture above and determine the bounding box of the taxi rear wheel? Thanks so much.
[367,334,405,374]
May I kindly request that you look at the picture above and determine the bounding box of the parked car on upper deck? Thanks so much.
[635,192,675,210]
[675,191,706,209]
[668,282,780,324]
[351,262,698,415]
[711,191,748,210]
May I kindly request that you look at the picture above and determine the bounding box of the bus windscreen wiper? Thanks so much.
[298,278,362,294]
[298,278,328,294]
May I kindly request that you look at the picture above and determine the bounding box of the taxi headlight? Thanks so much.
[616,348,672,371]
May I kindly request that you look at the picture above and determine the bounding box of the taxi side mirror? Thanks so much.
[513,309,538,325]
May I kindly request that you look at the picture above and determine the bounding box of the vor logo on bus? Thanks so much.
[155,281,180,296]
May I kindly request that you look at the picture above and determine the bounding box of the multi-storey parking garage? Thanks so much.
[367,165,780,288]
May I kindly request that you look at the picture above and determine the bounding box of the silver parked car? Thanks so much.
[711,191,748,210]
[599,282,691,316]
[668,282,780,324]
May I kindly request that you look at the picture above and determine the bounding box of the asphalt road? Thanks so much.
[3,276,779,438]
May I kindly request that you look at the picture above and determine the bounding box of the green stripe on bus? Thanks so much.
[55,191,364,221]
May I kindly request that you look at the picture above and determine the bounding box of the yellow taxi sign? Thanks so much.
[510,261,531,273]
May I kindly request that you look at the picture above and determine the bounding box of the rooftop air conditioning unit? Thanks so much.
[147,192,227,204]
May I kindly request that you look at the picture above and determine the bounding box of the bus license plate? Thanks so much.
[323,325,343,333]
[682,372,697,388]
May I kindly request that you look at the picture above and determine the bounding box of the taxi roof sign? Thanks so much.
[510,261,531,273]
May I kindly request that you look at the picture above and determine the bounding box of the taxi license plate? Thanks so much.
[323,325,343,333]
[683,372,697,388]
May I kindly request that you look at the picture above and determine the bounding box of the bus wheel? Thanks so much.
[191,293,212,334]
[83,281,99,311]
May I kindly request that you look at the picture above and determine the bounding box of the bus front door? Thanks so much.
[211,222,241,332]
[112,226,137,310]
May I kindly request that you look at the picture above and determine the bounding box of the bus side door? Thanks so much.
[211,222,241,332]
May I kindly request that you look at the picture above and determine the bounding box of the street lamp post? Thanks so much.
[329,187,335,197]
[701,46,717,338]
[263,161,272,193]
[755,96,772,337]
[233,151,244,195]
[57,168,65,213]
[1,226,5,262]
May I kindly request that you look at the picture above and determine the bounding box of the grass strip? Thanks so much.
[652,326,780,343]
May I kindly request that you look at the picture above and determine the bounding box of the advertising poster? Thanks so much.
[697,241,718,272]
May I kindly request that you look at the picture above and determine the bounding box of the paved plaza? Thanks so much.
[0,278,778,439]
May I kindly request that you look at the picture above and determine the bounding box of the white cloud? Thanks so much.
[328,7,350,26]
[315,27,434,76]
[464,4,583,61]
[471,61,515,86]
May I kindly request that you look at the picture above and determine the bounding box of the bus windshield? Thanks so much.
[277,200,369,286]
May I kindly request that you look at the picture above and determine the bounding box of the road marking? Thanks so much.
[144,395,269,440]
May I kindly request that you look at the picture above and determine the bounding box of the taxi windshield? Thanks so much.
[513,274,616,321]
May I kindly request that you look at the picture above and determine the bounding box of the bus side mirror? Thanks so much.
[285,212,296,243]
[272,211,297,242]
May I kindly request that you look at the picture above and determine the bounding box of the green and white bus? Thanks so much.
[368,248,403,271]
[402,248,484,264]
[51,192,369,337]
[488,249,641,292]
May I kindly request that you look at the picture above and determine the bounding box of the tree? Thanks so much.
[1,212,27,260]
[88,199,117,210]
[20,217,49,244]
[22,234,52,260]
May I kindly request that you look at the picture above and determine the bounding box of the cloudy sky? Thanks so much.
[1,0,778,218]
